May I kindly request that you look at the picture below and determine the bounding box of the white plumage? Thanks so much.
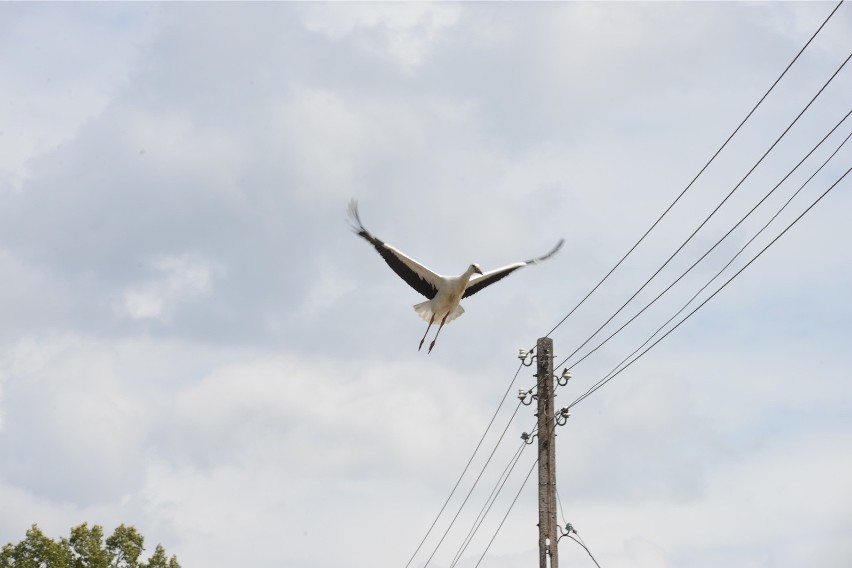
[348,200,563,353]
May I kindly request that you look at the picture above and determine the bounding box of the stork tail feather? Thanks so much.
[414,301,464,324]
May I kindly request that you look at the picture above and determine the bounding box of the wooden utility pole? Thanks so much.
[536,337,558,568]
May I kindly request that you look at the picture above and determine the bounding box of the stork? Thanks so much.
[347,200,564,353]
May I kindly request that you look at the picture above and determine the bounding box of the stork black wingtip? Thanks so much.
[346,199,363,233]
[526,238,565,265]
[551,238,565,256]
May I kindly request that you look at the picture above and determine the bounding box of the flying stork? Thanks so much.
[348,200,564,353]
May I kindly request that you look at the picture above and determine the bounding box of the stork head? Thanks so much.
[470,263,483,275]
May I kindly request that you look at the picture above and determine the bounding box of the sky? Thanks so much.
[1,2,851,567]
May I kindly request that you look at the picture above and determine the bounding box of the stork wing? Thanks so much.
[348,200,441,300]
[463,239,564,298]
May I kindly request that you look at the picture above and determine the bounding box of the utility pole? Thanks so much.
[536,337,558,568]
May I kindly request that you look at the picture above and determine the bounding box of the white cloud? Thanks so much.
[300,2,460,70]
[273,87,375,200]
[0,4,159,191]
[113,254,221,321]
[0,335,147,504]
[0,332,496,565]
[561,429,852,568]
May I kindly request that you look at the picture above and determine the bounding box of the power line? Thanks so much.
[566,534,603,568]
[570,128,852,409]
[569,123,852,408]
[467,405,569,567]
[568,163,852,409]
[541,0,845,341]
[555,485,567,530]
[404,363,525,568]
[441,132,848,558]
[410,355,559,565]
[557,44,852,374]
[418,355,564,564]
[409,4,848,563]
[472,453,539,568]
[421,399,525,567]
[557,104,852,372]
[449,438,529,568]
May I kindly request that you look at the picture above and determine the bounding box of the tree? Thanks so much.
[0,524,179,568]
[140,546,179,568]
[105,525,144,568]
[0,525,71,568]
[69,524,111,568]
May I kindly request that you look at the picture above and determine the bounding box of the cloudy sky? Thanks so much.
[1,2,851,567]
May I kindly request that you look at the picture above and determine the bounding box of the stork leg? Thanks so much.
[428,312,450,354]
[418,315,436,351]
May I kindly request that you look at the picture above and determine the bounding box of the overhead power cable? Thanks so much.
[415,354,564,564]
[421,399,525,567]
[472,454,539,568]
[569,127,852,409]
[541,0,844,341]
[467,413,564,567]
[408,4,847,564]
[568,163,852,409]
[404,363,525,568]
[557,43,852,372]
[557,104,852,372]
[449,439,529,568]
[566,534,603,568]
[555,485,568,531]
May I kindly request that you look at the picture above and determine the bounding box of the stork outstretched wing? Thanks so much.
[348,200,441,300]
[463,239,564,298]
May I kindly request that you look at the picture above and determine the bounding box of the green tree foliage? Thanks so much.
[0,524,179,568]
[105,525,143,568]
[140,546,179,568]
